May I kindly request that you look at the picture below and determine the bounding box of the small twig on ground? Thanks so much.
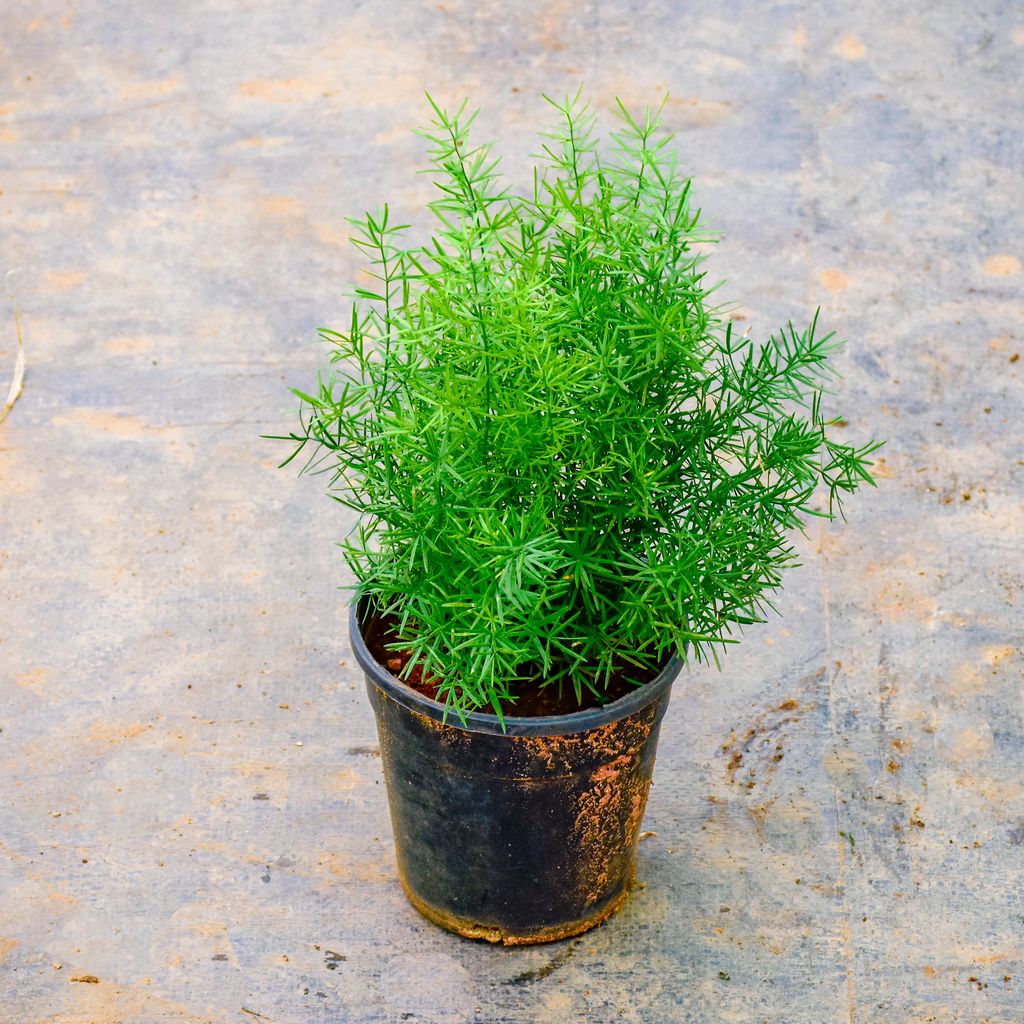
[1,274,26,425]
[240,1009,273,1022]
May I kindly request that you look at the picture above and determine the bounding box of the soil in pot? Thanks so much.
[363,611,661,717]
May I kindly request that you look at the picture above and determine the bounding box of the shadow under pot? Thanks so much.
[350,598,680,946]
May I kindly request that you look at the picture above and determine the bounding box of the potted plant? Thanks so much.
[277,91,880,945]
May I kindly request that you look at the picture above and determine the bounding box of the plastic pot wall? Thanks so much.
[351,598,680,945]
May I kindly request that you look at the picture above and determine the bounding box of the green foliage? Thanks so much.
[278,90,881,719]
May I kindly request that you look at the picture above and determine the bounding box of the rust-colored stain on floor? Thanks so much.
[1,1,1022,1021]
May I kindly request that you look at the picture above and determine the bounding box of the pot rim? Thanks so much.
[350,595,683,737]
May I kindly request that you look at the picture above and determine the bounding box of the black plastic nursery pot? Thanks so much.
[351,598,682,946]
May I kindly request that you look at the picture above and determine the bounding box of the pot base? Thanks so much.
[398,871,635,946]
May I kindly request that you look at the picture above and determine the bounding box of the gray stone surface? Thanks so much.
[1,1,1022,1021]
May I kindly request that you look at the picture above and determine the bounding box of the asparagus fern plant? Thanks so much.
[279,91,880,718]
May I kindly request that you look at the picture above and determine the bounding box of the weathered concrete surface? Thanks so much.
[1,1,1022,1021]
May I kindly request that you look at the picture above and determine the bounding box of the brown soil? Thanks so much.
[364,612,662,717]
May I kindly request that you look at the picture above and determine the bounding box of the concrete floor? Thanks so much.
[1,1,1022,1021]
